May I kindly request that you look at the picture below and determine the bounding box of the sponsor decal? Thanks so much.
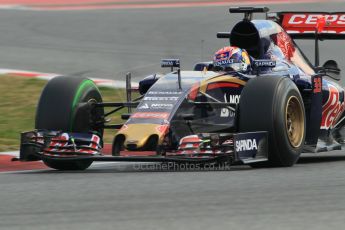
[234,132,267,159]
[253,60,276,68]
[225,94,240,104]
[205,81,243,119]
[221,109,235,118]
[236,139,258,152]
[221,94,240,118]
[215,51,230,60]
[285,14,345,26]
[204,82,243,118]
[151,103,174,109]
[214,59,234,66]
[271,31,295,60]
[131,112,170,119]
[214,46,238,62]
[321,84,345,129]
[282,13,345,34]
[139,103,174,109]
[313,77,322,93]
[139,103,149,109]
[161,59,180,68]
[143,96,179,101]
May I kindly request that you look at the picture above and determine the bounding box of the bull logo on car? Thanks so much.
[321,84,345,129]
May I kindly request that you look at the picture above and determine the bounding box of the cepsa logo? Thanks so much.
[282,13,345,33]
[321,84,345,129]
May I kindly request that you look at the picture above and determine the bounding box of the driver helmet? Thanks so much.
[212,46,251,72]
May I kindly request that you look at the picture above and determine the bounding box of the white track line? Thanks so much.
[0,151,20,157]
[0,68,138,89]
[0,5,31,10]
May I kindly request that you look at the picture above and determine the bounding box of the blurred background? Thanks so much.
[0,0,344,82]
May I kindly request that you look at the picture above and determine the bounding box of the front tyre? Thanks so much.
[239,76,305,167]
[42,159,93,171]
[35,76,104,170]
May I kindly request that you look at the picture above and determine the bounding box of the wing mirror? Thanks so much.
[138,74,161,95]
[318,60,341,81]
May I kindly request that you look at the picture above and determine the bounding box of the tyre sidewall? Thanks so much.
[272,78,305,166]
[239,76,305,167]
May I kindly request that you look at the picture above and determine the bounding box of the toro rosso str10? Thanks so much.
[19,7,345,170]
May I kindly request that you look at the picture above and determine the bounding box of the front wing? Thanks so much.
[18,130,268,166]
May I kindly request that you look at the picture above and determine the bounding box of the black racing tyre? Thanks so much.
[42,158,93,171]
[238,76,305,167]
[35,76,104,170]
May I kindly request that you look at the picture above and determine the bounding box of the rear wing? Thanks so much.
[268,12,345,39]
[268,12,345,66]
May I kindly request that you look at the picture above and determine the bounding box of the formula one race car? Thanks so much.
[19,7,345,170]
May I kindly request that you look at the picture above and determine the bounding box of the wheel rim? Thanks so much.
[285,96,304,148]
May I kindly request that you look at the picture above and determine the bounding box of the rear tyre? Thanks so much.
[238,76,305,167]
[35,76,104,170]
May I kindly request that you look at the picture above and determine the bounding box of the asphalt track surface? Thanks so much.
[2,1,345,230]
